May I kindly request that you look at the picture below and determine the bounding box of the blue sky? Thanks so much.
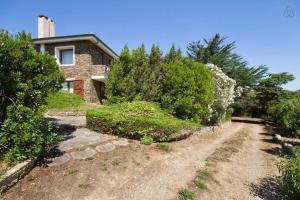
[1,0,299,90]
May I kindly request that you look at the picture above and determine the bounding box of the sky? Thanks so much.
[1,0,299,90]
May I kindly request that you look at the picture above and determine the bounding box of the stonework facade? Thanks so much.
[37,40,114,103]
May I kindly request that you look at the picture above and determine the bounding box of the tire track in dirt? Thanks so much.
[197,123,281,200]
[4,122,275,200]
[92,122,245,200]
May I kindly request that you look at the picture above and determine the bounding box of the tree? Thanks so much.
[164,45,182,63]
[0,30,64,124]
[187,34,236,70]
[105,45,132,101]
[0,30,63,163]
[187,34,268,90]
[255,72,295,115]
[143,44,163,101]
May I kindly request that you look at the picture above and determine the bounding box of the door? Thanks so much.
[74,80,84,97]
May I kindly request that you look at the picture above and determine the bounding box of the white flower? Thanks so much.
[206,63,241,121]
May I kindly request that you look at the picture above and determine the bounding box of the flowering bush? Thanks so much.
[205,63,242,124]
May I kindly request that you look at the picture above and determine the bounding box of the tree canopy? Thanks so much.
[187,33,268,90]
[0,30,64,123]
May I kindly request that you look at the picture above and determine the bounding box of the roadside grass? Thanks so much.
[140,135,153,145]
[0,170,5,180]
[78,183,91,188]
[155,143,171,152]
[206,146,239,163]
[64,169,79,176]
[196,170,210,180]
[178,131,248,199]
[193,169,209,190]
[132,160,140,166]
[111,159,120,166]
[206,132,247,164]
[46,91,97,112]
[194,179,207,189]
[144,152,150,160]
[86,101,199,142]
[178,188,195,200]
[27,175,36,181]
[101,163,108,171]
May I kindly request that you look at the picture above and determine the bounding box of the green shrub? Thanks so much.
[0,105,58,163]
[86,101,199,141]
[161,59,214,122]
[268,96,300,136]
[105,45,215,123]
[140,135,153,145]
[46,91,91,112]
[278,149,300,199]
[0,30,64,123]
[155,143,171,152]
[178,188,195,200]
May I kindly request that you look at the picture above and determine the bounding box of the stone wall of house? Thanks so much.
[40,41,113,103]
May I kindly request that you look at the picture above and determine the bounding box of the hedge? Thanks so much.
[86,101,199,141]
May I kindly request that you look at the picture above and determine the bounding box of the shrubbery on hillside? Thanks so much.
[268,96,300,136]
[86,101,199,141]
[161,59,214,122]
[0,105,58,163]
[46,91,94,112]
[105,45,240,124]
[0,30,63,163]
[278,149,300,199]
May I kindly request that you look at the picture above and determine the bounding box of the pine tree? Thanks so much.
[164,45,182,63]
[187,34,268,90]
[143,45,163,101]
[106,45,132,100]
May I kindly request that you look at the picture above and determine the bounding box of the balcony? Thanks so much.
[90,65,109,82]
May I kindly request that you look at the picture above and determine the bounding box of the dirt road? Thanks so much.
[2,122,281,200]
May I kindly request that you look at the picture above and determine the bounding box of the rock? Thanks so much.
[273,134,282,143]
[95,143,115,153]
[70,148,97,160]
[282,142,294,155]
[112,139,129,146]
[47,153,71,167]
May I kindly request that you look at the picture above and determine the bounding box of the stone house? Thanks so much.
[32,15,118,103]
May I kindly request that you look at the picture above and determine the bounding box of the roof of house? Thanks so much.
[32,34,118,59]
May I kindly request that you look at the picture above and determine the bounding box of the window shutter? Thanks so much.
[74,80,84,97]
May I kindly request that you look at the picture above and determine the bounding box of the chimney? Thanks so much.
[38,15,55,38]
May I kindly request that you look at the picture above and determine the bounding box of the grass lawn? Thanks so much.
[46,92,97,112]
[86,101,199,141]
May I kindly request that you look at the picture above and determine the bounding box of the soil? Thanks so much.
[1,122,282,200]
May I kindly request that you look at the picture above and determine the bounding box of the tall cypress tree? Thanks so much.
[143,44,163,101]
[106,45,132,99]
[164,45,182,63]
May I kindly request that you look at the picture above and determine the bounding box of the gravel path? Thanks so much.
[198,123,281,200]
[2,122,281,200]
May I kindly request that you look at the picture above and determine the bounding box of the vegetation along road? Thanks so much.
[2,121,281,200]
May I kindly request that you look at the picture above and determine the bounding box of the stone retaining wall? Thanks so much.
[46,111,86,116]
[168,121,231,141]
[0,159,36,194]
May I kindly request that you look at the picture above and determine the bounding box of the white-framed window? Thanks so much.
[62,80,74,94]
[55,45,75,66]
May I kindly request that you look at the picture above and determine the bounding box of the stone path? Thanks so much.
[46,115,129,167]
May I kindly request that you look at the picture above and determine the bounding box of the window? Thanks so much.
[60,49,73,65]
[55,46,75,66]
[62,81,74,93]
